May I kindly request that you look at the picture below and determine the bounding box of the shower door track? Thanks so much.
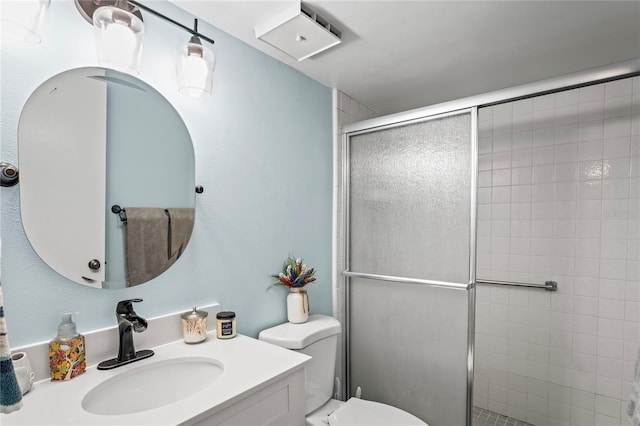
[342,59,640,136]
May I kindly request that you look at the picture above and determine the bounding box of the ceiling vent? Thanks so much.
[255,2,342,61]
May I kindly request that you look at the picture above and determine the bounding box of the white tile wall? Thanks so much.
[333,91,379,398]
[476,76,640,426]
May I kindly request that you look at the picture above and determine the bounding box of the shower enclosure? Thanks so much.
[340,60,640,426]
[343,110,477,426]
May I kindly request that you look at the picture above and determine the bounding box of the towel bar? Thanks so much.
[112,185,202,222]
[342,271,471,290]
[476,279,558,291]
[111,205,127,222]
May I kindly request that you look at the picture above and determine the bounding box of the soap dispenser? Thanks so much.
[49,313,86,381]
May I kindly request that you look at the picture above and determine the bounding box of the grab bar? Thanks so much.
[475,279,558,291]
[342,271,471,290]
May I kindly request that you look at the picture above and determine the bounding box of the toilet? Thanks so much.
[258,314,427,426]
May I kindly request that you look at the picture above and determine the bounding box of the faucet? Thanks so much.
[116,298,148,361]
[97,298,154,370]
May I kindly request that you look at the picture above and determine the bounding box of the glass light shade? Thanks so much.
[176,39,215,97]
[93,6,144,74]
[1,0,50,43]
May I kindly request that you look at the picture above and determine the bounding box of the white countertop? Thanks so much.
[2,333,310,425]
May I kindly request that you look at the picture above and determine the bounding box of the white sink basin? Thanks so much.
[81,357,224,415]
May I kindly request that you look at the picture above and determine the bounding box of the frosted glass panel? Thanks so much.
[349,113,471,283]
[349,277,470,426]
[346,111,474,425]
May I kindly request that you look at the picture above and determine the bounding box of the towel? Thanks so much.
[628,343,640,425]
[166,208,195,260]
[0,282,22,413]
[125,208,172,287]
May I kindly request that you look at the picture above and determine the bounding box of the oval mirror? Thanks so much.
[18,67,195,289]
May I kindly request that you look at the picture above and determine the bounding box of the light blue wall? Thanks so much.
[0,0,333,347]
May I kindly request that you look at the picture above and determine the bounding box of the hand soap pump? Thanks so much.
[49,313,86,381]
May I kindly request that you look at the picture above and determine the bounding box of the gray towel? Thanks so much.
[125,208,172,287]
[628,344,640,425]
[166,208,195,260]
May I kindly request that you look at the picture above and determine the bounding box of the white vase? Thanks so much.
[287,288,309,323]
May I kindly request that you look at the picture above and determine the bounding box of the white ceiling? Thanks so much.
[169,1,640,115]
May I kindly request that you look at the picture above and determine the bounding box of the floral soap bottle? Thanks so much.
[49,313,86,381]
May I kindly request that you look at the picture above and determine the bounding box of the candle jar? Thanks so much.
[216,311,236,339]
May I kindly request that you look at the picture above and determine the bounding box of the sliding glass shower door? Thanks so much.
[345,110,476,426]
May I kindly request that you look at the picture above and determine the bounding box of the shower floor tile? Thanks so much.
[473,406,534,426]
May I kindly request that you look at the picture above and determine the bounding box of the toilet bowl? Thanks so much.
[258,314,428,426]
[307,397,426,426]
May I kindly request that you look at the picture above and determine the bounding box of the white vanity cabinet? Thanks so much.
[187,368,305,425]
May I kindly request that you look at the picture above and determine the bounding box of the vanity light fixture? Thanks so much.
[92,0,144,74]
[176,19,215,97]
[1,0,51,43]
[75,0,216,96]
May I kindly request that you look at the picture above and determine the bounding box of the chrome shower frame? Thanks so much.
[339,59,640,425]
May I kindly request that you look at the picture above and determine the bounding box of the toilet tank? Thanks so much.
[258,314,342,414]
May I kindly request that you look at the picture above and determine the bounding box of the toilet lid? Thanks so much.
[328,398,428,426]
